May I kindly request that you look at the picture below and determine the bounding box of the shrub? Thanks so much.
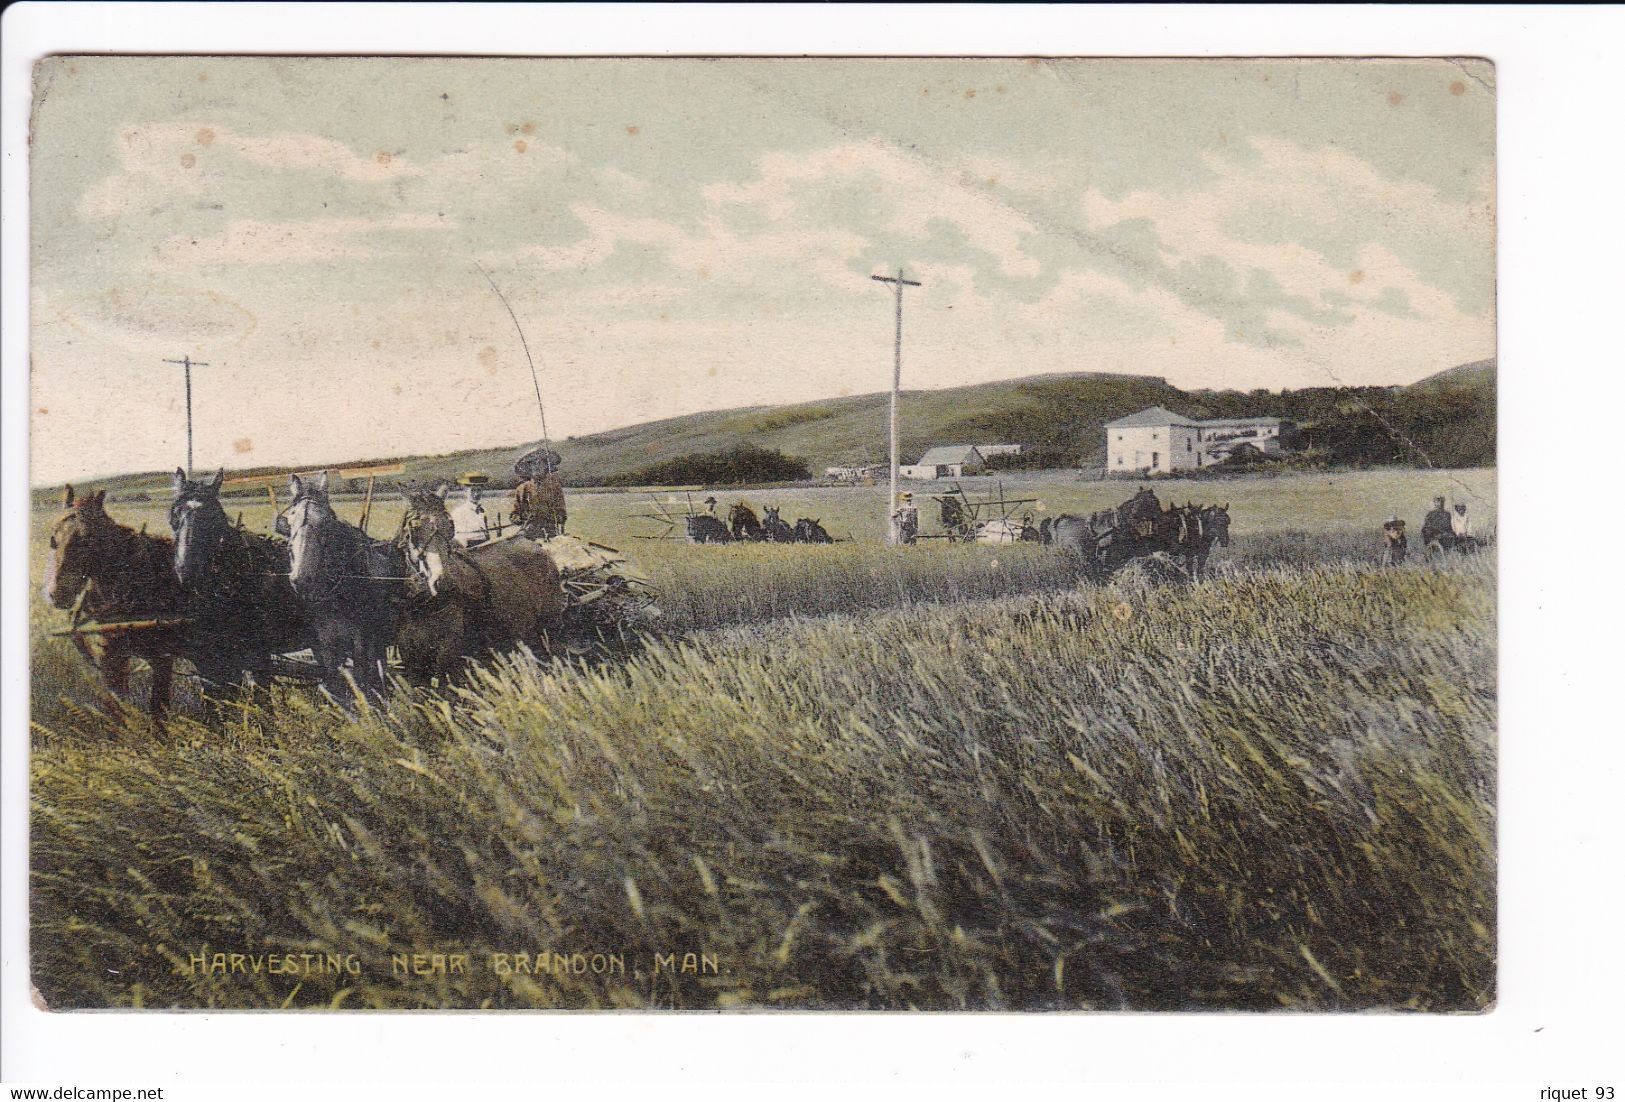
[602,445,811,487]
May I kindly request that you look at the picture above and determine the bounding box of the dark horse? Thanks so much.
[728,502,765,542]
[394,487,565,683]
[685,514,733,544]
[276,472,403,693]
[1171,503,1232,580]
[793,517,833,544]
[43,487,186,718]
[761,505,795,543]
[170,468,313,690]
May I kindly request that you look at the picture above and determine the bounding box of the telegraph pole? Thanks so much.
[162,355,209,474]
[871,269,921,543]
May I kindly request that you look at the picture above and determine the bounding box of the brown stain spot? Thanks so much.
[37,407,48,415]
[232,438,254,455]
[180,153,196,169]
[521,121,536,135]
[697,266,711,280]
[370,338,382,350]
[626,125,640,136]
[1349,270,1365,284]
[391,384,403,397]
[195,128,215,146]
[478,345,499,374]
[965,88,976,99]
[1388,91,1404,107]
[197,71,208,82]
[985,176,998,189]
[921,87,930,96]
[706,366,718,378]
[514,139,527,154]
[996,85,1006,94]
[375,151,392,165]
[1450,80,1466,96]
[1219,132,1227,144]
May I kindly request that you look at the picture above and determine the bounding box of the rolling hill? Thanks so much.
[43,362,1495,501]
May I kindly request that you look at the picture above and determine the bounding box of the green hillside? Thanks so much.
[40,363,1495,502]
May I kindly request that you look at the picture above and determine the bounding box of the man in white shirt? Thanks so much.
[450,485,492,547]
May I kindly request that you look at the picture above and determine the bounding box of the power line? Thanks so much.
[161,356,209,474]
[871,269,922,544]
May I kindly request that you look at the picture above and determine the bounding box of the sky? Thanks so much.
[29,57,1495,484]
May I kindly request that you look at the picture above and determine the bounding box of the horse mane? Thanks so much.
[71,510,184,619]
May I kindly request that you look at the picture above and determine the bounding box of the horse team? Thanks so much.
[45,470,572,719]
[1037,491,1233,581]
[684,502,832,545]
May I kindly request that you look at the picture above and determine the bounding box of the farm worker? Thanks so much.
[512,448,567,539]
[704,496,719,515]
[450,485,492,547]
[938,490,969,541]
[1451,503,1473,539]
[1421,495,1453,552]
[892,492,919,545]
[1118,487,1162,538]
[1381,516,1407,566]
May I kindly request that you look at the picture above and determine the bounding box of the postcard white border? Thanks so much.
[4,3,1622,1096]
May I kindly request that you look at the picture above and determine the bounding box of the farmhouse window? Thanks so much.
[1152,451,1159,468]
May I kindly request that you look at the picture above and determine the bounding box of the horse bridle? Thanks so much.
[290,501,346,602]
[396,508,497,618]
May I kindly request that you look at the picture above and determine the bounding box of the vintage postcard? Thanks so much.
[28,56,1495,1011]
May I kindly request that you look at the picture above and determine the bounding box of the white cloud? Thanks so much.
[707,140,1044,279]
[1080,136,1493,321]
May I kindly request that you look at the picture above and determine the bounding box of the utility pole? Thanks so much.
[871,269,921,543]
[162,356,209,474]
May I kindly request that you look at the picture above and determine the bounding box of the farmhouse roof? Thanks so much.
[917,445,985,466]
[1106,406,1198,428]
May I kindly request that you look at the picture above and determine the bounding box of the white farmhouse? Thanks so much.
[1105,407,1296,474]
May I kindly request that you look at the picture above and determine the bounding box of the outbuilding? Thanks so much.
[904,445,986,479]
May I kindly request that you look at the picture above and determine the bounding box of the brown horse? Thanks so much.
[394,487,565,683]
[43,487,185,718]
[728,502,765,541]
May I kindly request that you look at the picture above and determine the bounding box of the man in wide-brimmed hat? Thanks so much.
[512,444,567,538]
[891,491,919,545]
